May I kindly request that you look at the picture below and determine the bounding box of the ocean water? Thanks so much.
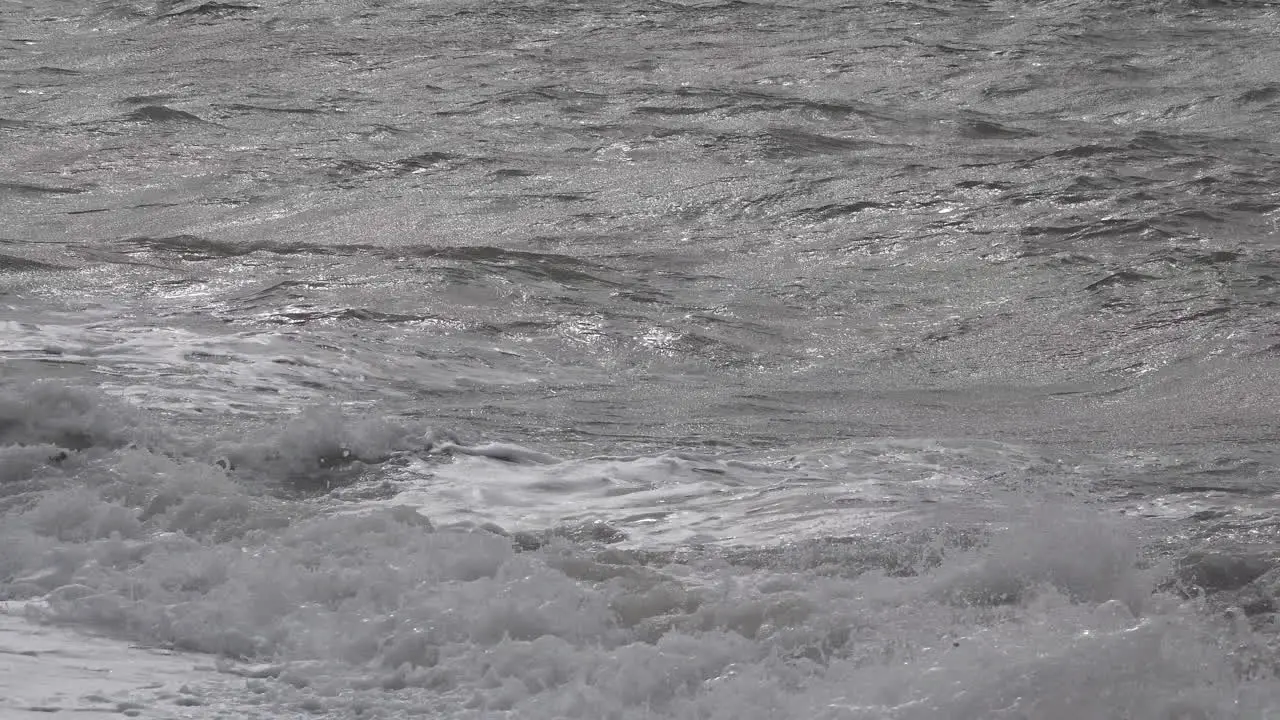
[4,0,1280,716]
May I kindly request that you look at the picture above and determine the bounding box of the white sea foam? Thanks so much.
[1,383,1277,718]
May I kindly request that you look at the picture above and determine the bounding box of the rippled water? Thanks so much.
[4,0,1280,716]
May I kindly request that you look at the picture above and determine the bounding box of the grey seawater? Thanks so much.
[4,0,1280,716]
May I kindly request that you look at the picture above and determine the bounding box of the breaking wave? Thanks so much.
[1,383,1277,718]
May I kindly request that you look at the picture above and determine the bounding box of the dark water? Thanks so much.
[4,0,1280,716]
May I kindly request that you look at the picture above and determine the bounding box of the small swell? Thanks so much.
[763,128,885,157]
[124,235,378,260]
[0,253,69,272]
[124,105,206,123]
[157,0,260,18]
[0,182,88,196]
[958,119,1036,140]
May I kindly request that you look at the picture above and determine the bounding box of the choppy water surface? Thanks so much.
[4,0,1280,716]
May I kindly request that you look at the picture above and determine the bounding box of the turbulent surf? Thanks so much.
[4,0,1280,716]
